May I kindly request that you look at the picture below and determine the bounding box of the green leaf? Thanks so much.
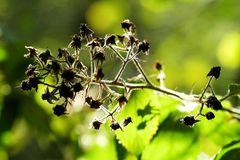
[228,83,240,96]
[141,113,200,160]
[115,90,181,156]
[115,90,160,156]
[214,140,240,160]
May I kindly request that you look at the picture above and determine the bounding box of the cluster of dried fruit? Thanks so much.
[181,66,222,127]
[21,20,151,130]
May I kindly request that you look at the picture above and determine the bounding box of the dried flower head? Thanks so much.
[69,34,81,49]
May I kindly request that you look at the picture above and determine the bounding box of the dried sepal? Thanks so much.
[121,117,132,127]
[39,49,53,64]
[69,34,81,49]
[80,23,94,39]
[121,19,136,33]
[24,46,38,58]
[110,121,122,131]
[207,66,221,79]
[138,40,150,55]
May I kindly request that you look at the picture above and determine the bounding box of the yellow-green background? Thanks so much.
[0,0,239,159]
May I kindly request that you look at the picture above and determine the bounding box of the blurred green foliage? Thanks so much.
[0,0,239,159]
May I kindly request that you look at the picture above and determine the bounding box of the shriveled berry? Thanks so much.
[48,61,61,75]
[207,66,221,79]
[122,117,132,127]
[53,104,66,116]
[61,69,76,82]
[93,52,105,65]
[137,40,150,55]
[90,99,102,109]
[92,120,102,130]
[25,64,38,76]
[118,95,128,107]
[28,76,40,90]
[110,121,122,131]
[39,50,53,64]
[121,19,135,33]
[59,83,74,99]
[206,96,222,110]
[206,112,215,120]
[105,34,116,45]
[24,46,38,58]
[42,88,51,101]
[69,34,81,49]
[21,80,31,90]
[67,55,75,65]
[73,83,83,92]
[182,115,199,127]
[154,61,162,71]
[85,96,92,105]
[80,23,94,38]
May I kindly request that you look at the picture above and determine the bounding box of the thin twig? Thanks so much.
[132,59,153,85]
[109,45,125,62]
[113,47,133,82]
[222,107,240,116]
[97,80,199,102]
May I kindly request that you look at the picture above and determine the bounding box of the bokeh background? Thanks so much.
[0,0,239,159]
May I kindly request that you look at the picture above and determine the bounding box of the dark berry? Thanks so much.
[206,96,223,110]
[105,34,116,45]
[137,40,150,55]
[73,83,83,92]
[28,76,40,90]
[122,117,132,127]
[118,95,128,107]
[25,64,38,76]
[206,112,215,120]
[41,88,51,101]
[61,69,76,82]
[67,55,75,65]
[154,61,162,71]
[59,83,74,99]
[121,19,135,33]
[21,80,31,90]
[39,50,53,64]
[49,61,61,75]
[207,66,221,79]
[80,23,94,38]
[110,121,122,131]
[69,34,81,49]
[182,115,199,127]
[92,120,102,130]
[53,104,66,116]
[90,99,102,109]
[93,52,105,65]
[24,46,38,58]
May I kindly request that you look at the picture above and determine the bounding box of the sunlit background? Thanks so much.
[0,0,239,159]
